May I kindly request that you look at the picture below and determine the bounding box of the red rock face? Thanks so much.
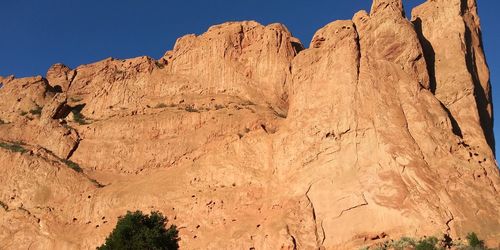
[0,0,498,249]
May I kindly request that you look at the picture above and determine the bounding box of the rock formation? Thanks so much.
[0,0,498,249]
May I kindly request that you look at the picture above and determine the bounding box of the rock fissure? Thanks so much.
[305,183,325,249]
[333,193,368,219]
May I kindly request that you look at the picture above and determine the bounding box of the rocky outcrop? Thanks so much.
[46,63,75,92]
[412,0,495,155]
[0,0,498,249]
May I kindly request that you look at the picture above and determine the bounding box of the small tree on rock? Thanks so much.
[97,210,179,250]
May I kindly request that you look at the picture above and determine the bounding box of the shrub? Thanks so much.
[466,232,486,249]
[0,118,5,125]
[72,109,88,125]
[29,105,43,116]
[185,106,199,113]
[63,159,82,172]
[415,236,439,250]
[0,141,28,154]
[391,237,416,250]
[0,201,8,210]
[69,97,83,102]
[154,103,168,109]
[359,233,491,250]
[155,61,165,69]
[97,211,178,250]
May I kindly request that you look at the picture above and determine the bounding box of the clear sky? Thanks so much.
[0,0,499,154]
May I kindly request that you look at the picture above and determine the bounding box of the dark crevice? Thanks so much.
[67,69,78,90]
[413,13,494,152]
[260,124,268,134]
[286,226,298,250]
[440,103,463,137]
[50,85,63,93]
[413,17,437,93]
[66,135,80,160]
[463,22,495,153]
[291,41,305,55]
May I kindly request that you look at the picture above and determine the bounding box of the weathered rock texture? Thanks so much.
[0,0,498,249]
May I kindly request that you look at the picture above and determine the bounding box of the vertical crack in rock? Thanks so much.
[67,69,78,91]
[352,23,362,171]
[463,21,495,152]
[305,183,325,248]
[286,225,298,250]
[66,130,81,160]
[445,211,454,235]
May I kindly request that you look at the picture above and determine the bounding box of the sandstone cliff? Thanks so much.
[0,0,498,249]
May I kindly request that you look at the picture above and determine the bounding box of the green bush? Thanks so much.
[29,105,43,116]
[360,233,491,250]
[63,159,82,172]
[466,232,486,249]
[185,106,199,113]
[72,109,88,125]
[97,211,178,250]
[0,141,28,153]
[415,236,439,250]
[69,97,83,102]
[391,237,417,250]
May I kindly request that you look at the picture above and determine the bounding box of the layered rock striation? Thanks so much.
[0,0,498,249]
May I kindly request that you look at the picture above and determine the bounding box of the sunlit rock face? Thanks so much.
[0,0,498,249]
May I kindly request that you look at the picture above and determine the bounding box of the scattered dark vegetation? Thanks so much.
[63,159,83,172]
[215,104,225,110]
[97,210,179,250]
[155,61,165,69]
[20,111,28,116]
[465,232,486,249]
[185,106,199,113]
[72,107,89,125]
[29,105,43,116]
[0,141,28,154]
[70,97,83,102]
[0,201,8,210]
[154,103,168,109]
[360,233,492,250]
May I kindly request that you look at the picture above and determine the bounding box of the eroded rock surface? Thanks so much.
[0,0,498,249]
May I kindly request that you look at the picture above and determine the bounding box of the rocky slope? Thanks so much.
[0,0,499,249]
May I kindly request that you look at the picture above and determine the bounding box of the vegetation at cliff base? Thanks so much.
[97,210,179,250]
[360,232,493,250]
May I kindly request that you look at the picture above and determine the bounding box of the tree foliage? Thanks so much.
[97,211,179,250]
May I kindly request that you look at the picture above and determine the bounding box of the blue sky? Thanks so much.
[0,0,498,154]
